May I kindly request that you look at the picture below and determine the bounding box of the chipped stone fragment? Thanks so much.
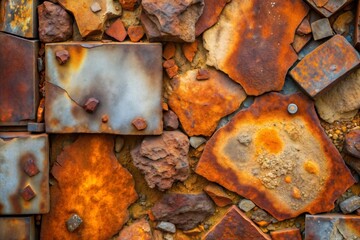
[163,110,179,130]
[127,25,144,42]
[189,136,206,149]
[90,2,102,13]
[196,69,210,80]
[345,130,360,158]
[292,34,312,53]
[333,11,354,35]
[182,41,198,62]
[156,222,176,234]
[151,193,215,230]
[305,0,352,18]
[311,18,333,40]
[344,154,360,175]
[238,199,256,212]
[340,196,360,214]
[195,93,355,221]
[270,228,301,240]
[203,0,308,96]
[204,184,232,207]
[296,16,312,35]
[168,69,246,136]
[203,206,271,240]
[119,0,139,11]
[195,0,227,36]
[163,43,176,60]
[117,219,153,240]
[106,19,127,41]
[163,59,179,78]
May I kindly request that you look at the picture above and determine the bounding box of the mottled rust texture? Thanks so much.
[195,0,227,36]
[305,0,352,17]
[270,228,302,240]
[0,217,34,240]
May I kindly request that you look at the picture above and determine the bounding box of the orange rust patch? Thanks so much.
[304,160,319,174]
[255,128,283,154]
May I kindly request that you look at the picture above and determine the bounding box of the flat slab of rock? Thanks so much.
[195,93,355,221]
[344,130,360,158]
[168,69,246,136]
[270,228,301,240]
[203,0,308,96]
[340,196,360,214]
[41,135,137,240]
[195,0,227,36]
[203,206,271,240]
[117,218,153,240]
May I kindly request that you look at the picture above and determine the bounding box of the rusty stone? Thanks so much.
[90,2,101,13]
[163,110,179,130]
[203,206,271,240]
[204,184,232,207]
[292,34,312,53]
[83,98,100,113]
[195,0,227,36]
[165,65,179,79]
[117,218,153,240]
[195,92,355,221]
[128,25,144,42]
[23,158,40,177]
[345,130,360,158]
[21,185,36,201]
[119,0,139,11]
[290,35,360,98]
[40,135,137,239]
[203,0,308,96]
[168,69,246,137]
[340,196,360,214]
[344,154,360,175]
[151,193,215,230]
[296,16,312,35]
[66,214,83,232]
[305,0,352,18]
[333,11,354,35]
[182,41,198,62]
[305,214,360,239]
[163,43,176,60]
[37,98,45,123]
[132,117,147,130]
[106,19,127,41]
[196,69,210,80]
[163,59,176,69]
[55,50,70,65]
[270,228,301,240]
[311,18,333,41]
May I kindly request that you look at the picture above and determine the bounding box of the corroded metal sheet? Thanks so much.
[0,217,35,240]
[0,32,39,125]
[203,0,309,96]
[0,0,38,38]
[305,0,352,18]
[290,35,360,98]
[0,133,49,214]
[195,93,355,221]
[305,214,360,239]
[45,42,163,134]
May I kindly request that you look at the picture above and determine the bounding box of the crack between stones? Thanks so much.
[46,81,84,108]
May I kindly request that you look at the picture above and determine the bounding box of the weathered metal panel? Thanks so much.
[0,217,35,240]
[0,133,49,214]
[0,32,39,125]
[290,35,360,98]
[0,0,38,38]
[45,42,163,135]
[305,0,352,18]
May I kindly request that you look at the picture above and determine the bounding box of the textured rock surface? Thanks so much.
[344,130,360,158]
[238,199,256,212]
[141,0,204,42]
[41,135,137,240]
[195,0,227,36]
[117,219,153,240]
[203,206,271,240]
[340,196,360,214]
[119,0,139,11]
[38,1,73,43]
[131,131,190,191]
[203,0,308,96]
[203,184,232,207]
[151,193,215,230]
[106,19,127,41]
[270,228,302,240]
[168,69,246,136]
[163,110,179,130]
[195,93,355,220]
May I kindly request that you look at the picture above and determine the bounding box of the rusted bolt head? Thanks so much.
[23,158,40,177]
[132,117,147,130]
[55,50,70,65]
[21,185,36,201]
[83,98,100,113]
[102,114,109,123]
[196,69,210,80]
[287,103,298,114]
[66,214,83,232]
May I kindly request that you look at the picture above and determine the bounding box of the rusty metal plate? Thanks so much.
[0,0,38,38]
[203,0,308,96]
[305,214,360,239]
[195,92,355,221]
[0,132,49,214]
[0,32,39,125]
[45,42,163,135]
[0,217,35,240]
[290,35,360,98]
[203,206,271,240]
[305,0,352,18]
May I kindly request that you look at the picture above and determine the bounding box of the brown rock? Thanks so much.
[345,130,360,158]
[40,135,138,240]
[151,193,215,230]
[311,18,333,41]
[127,25,144,42]
[117,219,153,240]
[292,34,312,53]
[141,0,205,42]
[333,11,354,35]
[182,40,198,62]
[203,206,271,240]
[163,110,179,130]
[131,131,190,190]
[270,228,302,240]
[195,0,227,36]
[38,1,73,43]
[305,0,352,18]
[106,19,127,41]
[163,42,176,60]
[195,93,355,221]
[343,154,360,175]
[196,69,210,80]
[168,69,246,136]
[204,184,232,207]
[119,0,139,11]
[296,16,311,35]
[203,0,308,96]
[163,59,176,69]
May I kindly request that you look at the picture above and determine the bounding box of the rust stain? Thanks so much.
[255,128,283,154]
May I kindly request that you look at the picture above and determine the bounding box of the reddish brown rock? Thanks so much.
[168,69,246,137]
[41,135,137,240]
[131,131,190,191]
[38,1,73,43]
[270,228,302,240]
[163,59,179,78]
[151,193,215,230]
[203,206,271,240]
[345,130,360,158]
[196,69,210,80]
[195,0,227,36]
[163,42,176,60]
[305,0,352,18]
[203,0,308,96]
[182,41,198,62]
[163,110,179,130]
[106,19,127,41]
[117,219,153,240]
[119,0,139,11]
[204,184,232,207]
[128,25,144,42]
[163,59,176,69]
[296,16,311,35]
[195,93,355,221]
[292,34,312,53]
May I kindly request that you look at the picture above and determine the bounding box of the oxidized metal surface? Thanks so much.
[0,0,38,38]
[0,133,49,214]
[305,214,360,239]
[0,32,39,125]
[45,42,163,135]
[0,217,35,240]
[203,0,308,96]
[345,129,360,158]
[290,35,360,98]
[305,0,352,18]
[270,228,302,240]
[203,206,271,240]
[41,135,138,240]
[195,93,355,221]
[355,0,360,51]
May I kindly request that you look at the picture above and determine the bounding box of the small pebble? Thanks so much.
[156,221,176,233]
[238,199,256,212]
[189,136,207,149]
[90,2,102,13]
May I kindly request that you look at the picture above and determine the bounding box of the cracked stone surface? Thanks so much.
[195,92,355,221]
[203,0,308,96]
[195,0,227,36]
[40,135,137,240]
